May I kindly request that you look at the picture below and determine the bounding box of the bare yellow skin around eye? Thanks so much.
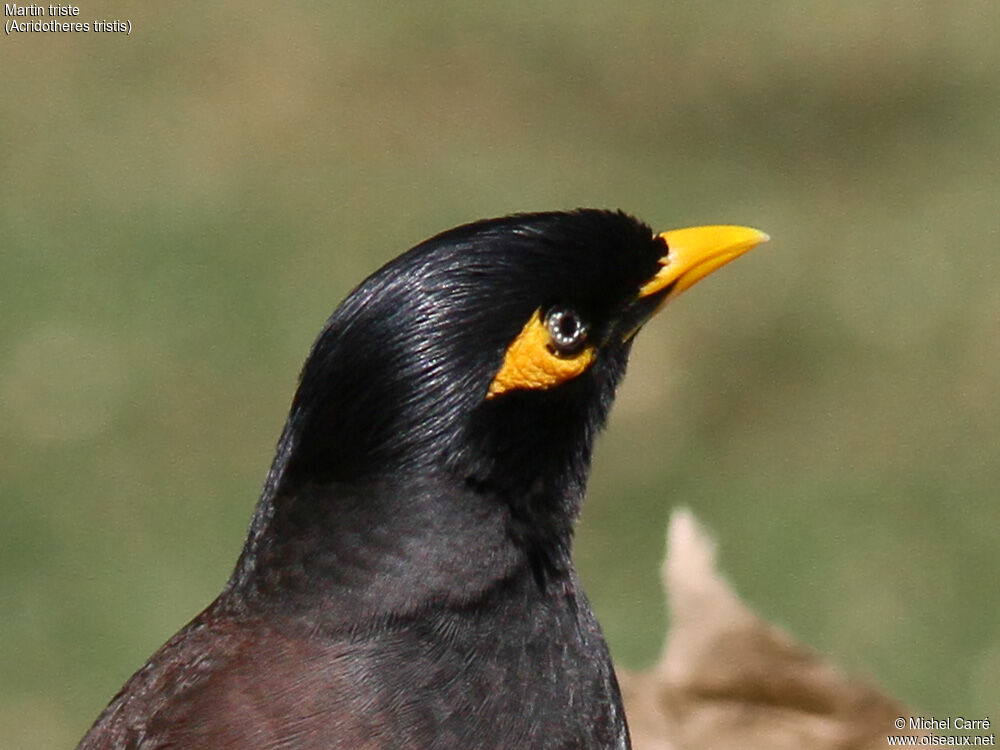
[486,309,595,398]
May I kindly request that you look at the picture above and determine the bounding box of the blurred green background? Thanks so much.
[2,2,998,746]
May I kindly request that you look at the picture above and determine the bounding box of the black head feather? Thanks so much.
[229,209,666,605]
[282,210,659,485]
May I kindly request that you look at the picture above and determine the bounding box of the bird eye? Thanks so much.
[544,307,588,356]
[487,308,596,398]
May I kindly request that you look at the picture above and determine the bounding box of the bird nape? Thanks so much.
[78,210,767,749]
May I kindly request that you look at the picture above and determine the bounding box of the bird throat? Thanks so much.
[222,473,556,624]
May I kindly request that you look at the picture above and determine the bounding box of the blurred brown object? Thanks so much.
[619,510,922,750]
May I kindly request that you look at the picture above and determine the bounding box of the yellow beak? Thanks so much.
[639,225,770,301]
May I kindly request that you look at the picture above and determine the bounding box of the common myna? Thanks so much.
[77,210,767,749]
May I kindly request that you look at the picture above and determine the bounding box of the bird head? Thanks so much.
[271,211,766,522]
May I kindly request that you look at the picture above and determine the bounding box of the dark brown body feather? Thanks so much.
[80,570,627,749]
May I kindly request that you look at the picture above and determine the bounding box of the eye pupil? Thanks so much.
[545,307,587,355]
[558,314,576,338]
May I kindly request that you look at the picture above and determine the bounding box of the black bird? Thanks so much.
[78,210,767,749]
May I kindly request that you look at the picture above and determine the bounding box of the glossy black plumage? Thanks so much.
[78,210,675,749]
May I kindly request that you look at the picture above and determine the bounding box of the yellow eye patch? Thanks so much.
[486,309,595,399]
